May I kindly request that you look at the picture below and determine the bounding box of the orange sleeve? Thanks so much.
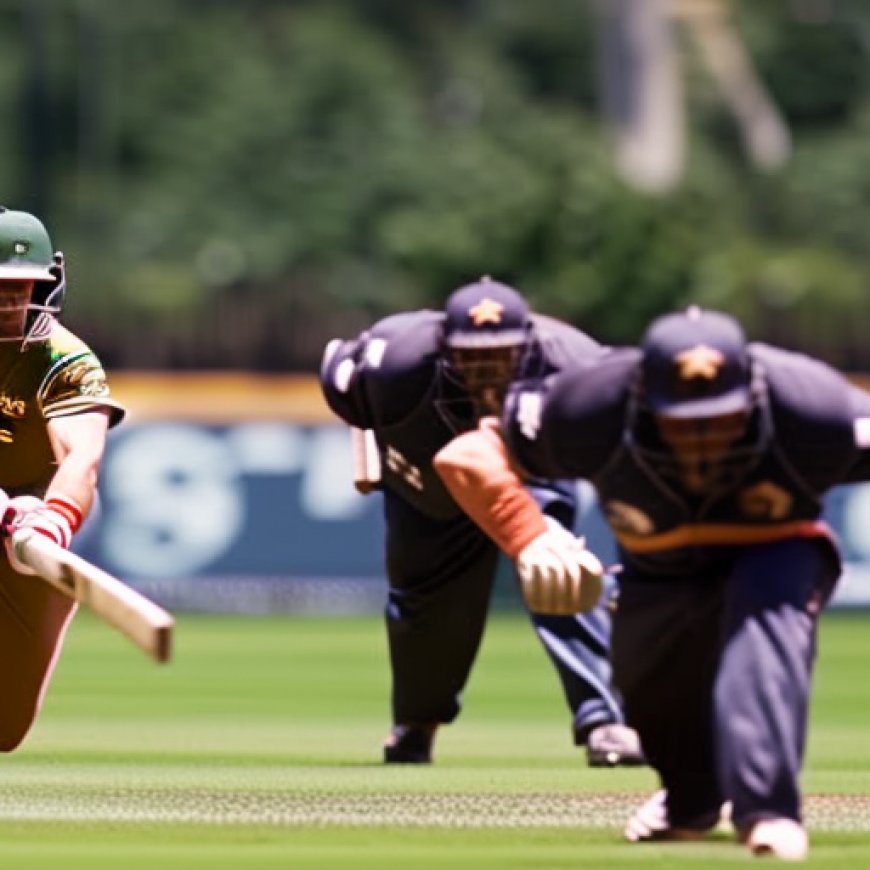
[433,420,547,559]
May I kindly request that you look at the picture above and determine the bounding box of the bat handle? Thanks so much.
[351,427,381,494]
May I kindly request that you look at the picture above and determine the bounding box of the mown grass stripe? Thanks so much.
[0,791,868,830]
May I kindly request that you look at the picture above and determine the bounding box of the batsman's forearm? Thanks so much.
[45,454,99,519]
[46,412,110,521]
[434,426,547,559]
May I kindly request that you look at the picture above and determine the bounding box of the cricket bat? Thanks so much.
[10,527,174,663]
[350,427,381,494]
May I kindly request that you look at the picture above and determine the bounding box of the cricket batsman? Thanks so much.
[0,207,124,750]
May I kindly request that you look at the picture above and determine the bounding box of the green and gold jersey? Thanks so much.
[0,320,124,494]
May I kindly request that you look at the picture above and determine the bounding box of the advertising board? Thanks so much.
[71,375,870,612]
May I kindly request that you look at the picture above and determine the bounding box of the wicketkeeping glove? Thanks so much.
[515,517,604,614]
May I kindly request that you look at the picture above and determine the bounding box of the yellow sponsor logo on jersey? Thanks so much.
[0,394,26,418]
[739,480,793,520]
[0,394,24,444]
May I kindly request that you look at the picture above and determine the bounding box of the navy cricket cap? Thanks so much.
[443,277,530,349]
[641,306,752,419]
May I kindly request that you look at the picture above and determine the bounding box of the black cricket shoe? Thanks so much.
[383,723,438,764]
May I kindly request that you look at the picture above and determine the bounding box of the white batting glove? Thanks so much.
[3,495,83,575]
[515,517,604,614]
[3,497,45,575]
[10,495,83,548]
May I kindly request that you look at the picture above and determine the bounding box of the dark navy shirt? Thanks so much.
[320,310,603,519]
[504,342,870,576]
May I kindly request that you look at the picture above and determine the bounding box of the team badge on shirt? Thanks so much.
[739,481,793,520]
[604,500,655,536]
[54,362,111,401]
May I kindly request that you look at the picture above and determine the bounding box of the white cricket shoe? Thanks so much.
[624,789,730,843]
[745,818,808,861]
[625,790,669,841]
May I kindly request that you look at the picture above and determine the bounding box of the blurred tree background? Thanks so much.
[2,0,869,370]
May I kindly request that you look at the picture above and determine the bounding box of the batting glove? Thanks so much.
[3,495,83,576]
[515,517,604,614]
[6,495,83,549]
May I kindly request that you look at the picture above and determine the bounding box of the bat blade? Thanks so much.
[11,528,174,663]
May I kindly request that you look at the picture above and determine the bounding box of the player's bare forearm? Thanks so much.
[433,420,547,558]
[45,411,110,517]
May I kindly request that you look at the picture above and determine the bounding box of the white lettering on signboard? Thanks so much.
[101,423,370,578]
[102,425,245,578]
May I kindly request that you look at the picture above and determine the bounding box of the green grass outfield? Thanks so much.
[3,610,870,868]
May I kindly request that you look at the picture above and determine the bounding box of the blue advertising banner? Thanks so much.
[75,421,870,613]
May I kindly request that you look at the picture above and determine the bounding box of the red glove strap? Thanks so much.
[45,495,84,536]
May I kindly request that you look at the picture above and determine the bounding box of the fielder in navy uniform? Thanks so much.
[320,277,643,767]
[435,305,870,860]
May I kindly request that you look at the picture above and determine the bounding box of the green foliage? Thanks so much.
[8,0,870,368]
[741,0,868,126]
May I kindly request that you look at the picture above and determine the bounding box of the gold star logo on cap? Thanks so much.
[675,344,724,380]
[468,297,504,327]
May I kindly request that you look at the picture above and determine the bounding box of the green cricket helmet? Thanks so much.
[0,207,66,344]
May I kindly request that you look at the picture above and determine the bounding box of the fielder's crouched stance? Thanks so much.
[0,208,124,750]
[320,278,642,767]
[435,307,870,861]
